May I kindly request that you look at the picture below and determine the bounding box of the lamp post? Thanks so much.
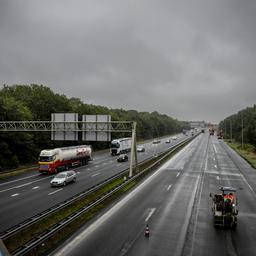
[230,119,232,142]
[241,112,244,149]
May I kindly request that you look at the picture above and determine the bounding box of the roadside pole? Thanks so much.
[129,122,137,177]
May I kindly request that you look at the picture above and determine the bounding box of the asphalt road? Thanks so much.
[0,134,187,233]
[53,133,256,256]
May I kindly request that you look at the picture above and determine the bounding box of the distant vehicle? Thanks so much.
[117,154,128,162]
[165,139,171,143]
[172,136,177,140]
[152,139,161,144]
[39,145,92,174]
[209,128,215,135]
[201,129,205,133]
[137,146,145,152]
[50,171,76,187]
[145,225,150,237]
[110,138,132,155]
[182,129,188,135]
[217,129,224,139]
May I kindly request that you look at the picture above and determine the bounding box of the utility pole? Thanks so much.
[230,119,232,142]
[129,122,137,177]
[224,120,227,139]
[241,112,244,149]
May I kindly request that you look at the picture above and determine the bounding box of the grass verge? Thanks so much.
[227,142,256,169]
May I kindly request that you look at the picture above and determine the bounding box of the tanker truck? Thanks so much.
[38,145,92,174]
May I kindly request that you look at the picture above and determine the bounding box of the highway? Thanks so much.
[0,134,186,233]
[53,133,256,256]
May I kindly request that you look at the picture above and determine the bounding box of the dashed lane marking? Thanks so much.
[48,189,63,195]
[167,184,172,191]
[0,176,50,193]
[0,174,39,186]
[91,173,100,177]
[176,172,180,178]
[32,186,40,190]
[145,208,156,222]
[11,193,19,197]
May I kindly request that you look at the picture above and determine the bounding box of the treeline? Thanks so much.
[219,105,256,147]
[0,84,189,170]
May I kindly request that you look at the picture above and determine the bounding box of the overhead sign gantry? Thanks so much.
[0,114,137,177]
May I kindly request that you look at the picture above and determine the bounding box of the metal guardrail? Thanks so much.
[3,135,198,255]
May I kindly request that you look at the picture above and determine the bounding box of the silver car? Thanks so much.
[50,171,76,187]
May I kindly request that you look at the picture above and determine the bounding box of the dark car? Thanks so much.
[117,154,128,162]
[137,146,145,152]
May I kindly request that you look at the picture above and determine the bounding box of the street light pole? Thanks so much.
[241,112,244,149]
[230,119,232,142]
[129,122,137,177]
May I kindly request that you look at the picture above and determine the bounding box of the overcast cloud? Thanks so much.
[1,0,256,123]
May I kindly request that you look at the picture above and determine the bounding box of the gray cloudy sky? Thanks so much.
[1,0,256,123]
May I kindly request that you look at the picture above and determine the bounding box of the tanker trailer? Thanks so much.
[38,145,92,174]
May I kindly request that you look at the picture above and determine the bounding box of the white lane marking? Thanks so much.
[241,175,255,194]
[0,173,40,186]
[213,157,216,161]
[87,168,91,171]
[32,186,40,190]
[0,176,51,193]
[145,208,156,222]
[167,184,172,191]
[77,172,80,174]
[214,165,217,169]
[95,165,99,168]
[48,189,63,195]
[11,193,19,197]
[103,163,107,165]
[16,182,32,188]
[117,164,122,167]
[176,172,180,178]
[91,173,100,177]
[213,144,217,153]
[216,176,220,180]
[205,171,241,176]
